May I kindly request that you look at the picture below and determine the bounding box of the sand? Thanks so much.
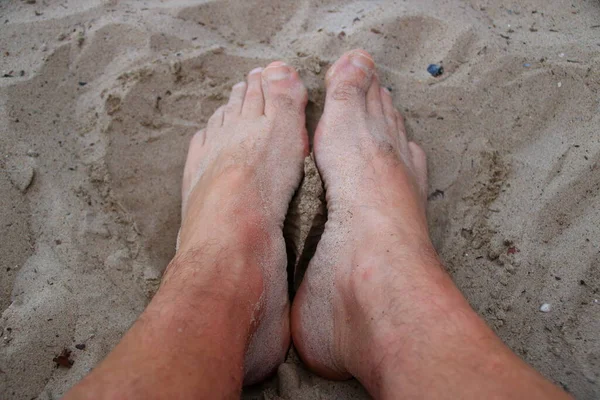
[1,0,599,398]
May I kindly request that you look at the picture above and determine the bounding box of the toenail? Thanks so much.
[263,65,291,81]
[382,86,391,95]
[250,67,263,75]
[326,64,337,80]
[268,61,287,68]
[233,81,246,88]
[349,51,374,73]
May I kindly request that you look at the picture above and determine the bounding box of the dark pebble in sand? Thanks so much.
[427,64,444,77]
[428,189,445,200]
[53,349,74,368]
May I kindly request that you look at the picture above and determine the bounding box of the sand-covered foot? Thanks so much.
[175,62,308,385]
[291,50,437,386]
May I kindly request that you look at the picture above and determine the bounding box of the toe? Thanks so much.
[380,87,397,129]
[224,81,247,123]
[396,111,410,160]
[207,105,225,131]
[242,67,265,117]
[366,74,383,117]
[408,141,428,196]
[325,49,375,109]
[261,62,307,118]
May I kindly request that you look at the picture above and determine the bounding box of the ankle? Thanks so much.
[161,246,264,312]
[348,257,534,399]
[369,304,491,398]
[347,226,442,298]
[343,252,470,385]
[179,189,287,260]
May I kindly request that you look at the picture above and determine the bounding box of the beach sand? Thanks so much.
[1,0,599,398]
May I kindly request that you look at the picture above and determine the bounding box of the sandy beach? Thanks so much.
[1,0,599,398]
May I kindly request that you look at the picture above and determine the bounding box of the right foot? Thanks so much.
[291,50,442,389]
[292,50,571,400]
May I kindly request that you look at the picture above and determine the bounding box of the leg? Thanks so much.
[291,50,571,399]
[65,62,308,399]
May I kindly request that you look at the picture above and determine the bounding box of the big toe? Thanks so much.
[261,62,308,117]
[325,49,375,107]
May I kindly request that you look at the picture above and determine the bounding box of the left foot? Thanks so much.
[171,62,308,384]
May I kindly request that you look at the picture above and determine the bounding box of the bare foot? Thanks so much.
[291,51,571,400]
[291,49,437,385]
[174,62,308,385]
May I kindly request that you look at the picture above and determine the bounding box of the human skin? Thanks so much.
[64,51,571,400]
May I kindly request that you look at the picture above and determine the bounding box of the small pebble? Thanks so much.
[540,303,552,313]
[8,162,35,192]
[427,64,444,77]
[523,63,531,67]
[557,82,562,88]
